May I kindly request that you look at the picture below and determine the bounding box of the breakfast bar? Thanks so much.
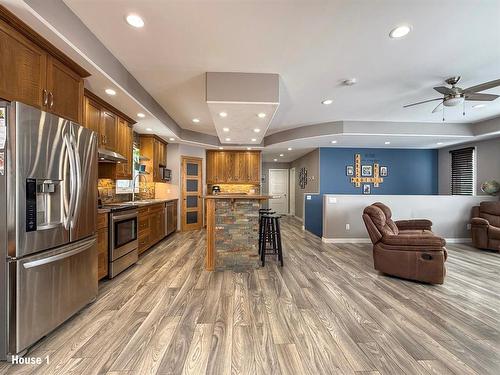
[204,195,271,271]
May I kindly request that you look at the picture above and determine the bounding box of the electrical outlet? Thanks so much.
[345,223,350,230]
[466,223,471,230]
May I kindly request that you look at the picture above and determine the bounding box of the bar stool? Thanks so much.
[259,214,283,267]
[259,209,274,254]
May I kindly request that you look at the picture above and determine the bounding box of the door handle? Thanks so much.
[23,238,96,269]
[63,133,77,229]
[70,131,82,229]
[42,89,48,106]
[48,91,54,109]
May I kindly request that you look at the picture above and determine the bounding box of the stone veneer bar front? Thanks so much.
[204,195,271,271]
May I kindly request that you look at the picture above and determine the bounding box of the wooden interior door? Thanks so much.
[181,156,203,231]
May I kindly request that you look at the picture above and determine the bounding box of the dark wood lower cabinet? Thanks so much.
[137,201,176,255]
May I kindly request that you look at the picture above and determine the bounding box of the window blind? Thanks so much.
[450,147,475,195]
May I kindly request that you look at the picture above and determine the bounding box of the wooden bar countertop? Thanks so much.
[203,194,271,199]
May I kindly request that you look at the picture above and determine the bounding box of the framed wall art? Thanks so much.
[361,165,372,177]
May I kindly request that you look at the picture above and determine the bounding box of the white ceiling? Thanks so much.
[63,0,500,140]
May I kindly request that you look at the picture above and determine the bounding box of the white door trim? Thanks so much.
[289,167,296,216]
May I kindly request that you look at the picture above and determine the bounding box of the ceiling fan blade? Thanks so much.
[465,93,499,101]
[432,102,443,113]
[463,79,500,93]
[433,86,454,95]
[403,98,443,108]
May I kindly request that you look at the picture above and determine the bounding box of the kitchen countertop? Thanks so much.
[203,194,271,199]
[97,198,178,214]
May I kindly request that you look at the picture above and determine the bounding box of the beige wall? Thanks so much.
[291,149,320,220]
[322,194,497,241]
[438,137,500,195]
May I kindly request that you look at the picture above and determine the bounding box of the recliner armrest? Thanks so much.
[395,219,433,231]
[471,217,489,227]
[382,234,446,247]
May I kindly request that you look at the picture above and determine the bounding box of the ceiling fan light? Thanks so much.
[443,97,464,107]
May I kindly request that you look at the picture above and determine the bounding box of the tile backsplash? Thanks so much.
[98,178,156,204]
[207,184,260,194]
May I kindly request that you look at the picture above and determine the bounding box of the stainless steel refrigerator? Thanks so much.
[0,102,98,359]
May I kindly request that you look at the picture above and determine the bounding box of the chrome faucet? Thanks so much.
[131,173,145,202]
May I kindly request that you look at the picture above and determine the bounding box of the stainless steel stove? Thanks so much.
[100,203,138,278]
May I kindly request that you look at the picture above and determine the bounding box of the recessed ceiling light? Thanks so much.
[254,128,261,133]
[288,147,292,151]
[331,140,337,144]
[126,14,144,28]
[251,138,257,142]
[322,99,333,105]
[105,88,116,96]
[169,137,175,141]
[137,112,145,118]
[389,25,411,39]
[219,112,228,118]
[257,113,266,118]
[225,137,231,142]
[279,153,284,157]
[146,128,152,131]
[385,141,391,145]
[473,104,486,109]
[222,127,230,132]
[219,146,224,150]
[247,147,251,150]
[437,142,443,145]
[192,118,200,123]
[273,158,278,162]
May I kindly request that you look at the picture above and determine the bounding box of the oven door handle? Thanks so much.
[112,212,138,222]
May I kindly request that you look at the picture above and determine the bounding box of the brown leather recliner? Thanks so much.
[471,201,500,251]
[362,202,447,284]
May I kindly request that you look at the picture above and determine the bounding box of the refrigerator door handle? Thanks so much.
[22,238,96,269]
[70,132,82,229]
[63,133,77,230]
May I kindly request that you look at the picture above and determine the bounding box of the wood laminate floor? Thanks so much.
[1,217,499,375]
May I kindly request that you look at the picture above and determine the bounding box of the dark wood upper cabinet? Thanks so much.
[83,90,135,180]
[206,150,261,184]
[0,6,89,123]
[45,56,83,122]
[115,117,133,180]
[140,135,168,183]
[83,97,101,136]
[0,20,46,109]
[100,110,117,151]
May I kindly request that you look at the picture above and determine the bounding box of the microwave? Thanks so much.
[160,167,172,182]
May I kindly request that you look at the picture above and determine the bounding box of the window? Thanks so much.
[450,147,475,195]
[115,179,138,194]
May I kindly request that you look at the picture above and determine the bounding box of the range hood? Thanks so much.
[98,148,127,163]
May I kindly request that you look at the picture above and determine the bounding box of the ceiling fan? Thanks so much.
[404,76,500,114]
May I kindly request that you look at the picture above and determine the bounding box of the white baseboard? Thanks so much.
[322,238,371,244]
[444,238,472,244]
[322,237,472,244]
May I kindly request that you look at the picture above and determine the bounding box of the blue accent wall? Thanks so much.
[304,195,323,237]
[304,147,439,238]
[319,148,438,195]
